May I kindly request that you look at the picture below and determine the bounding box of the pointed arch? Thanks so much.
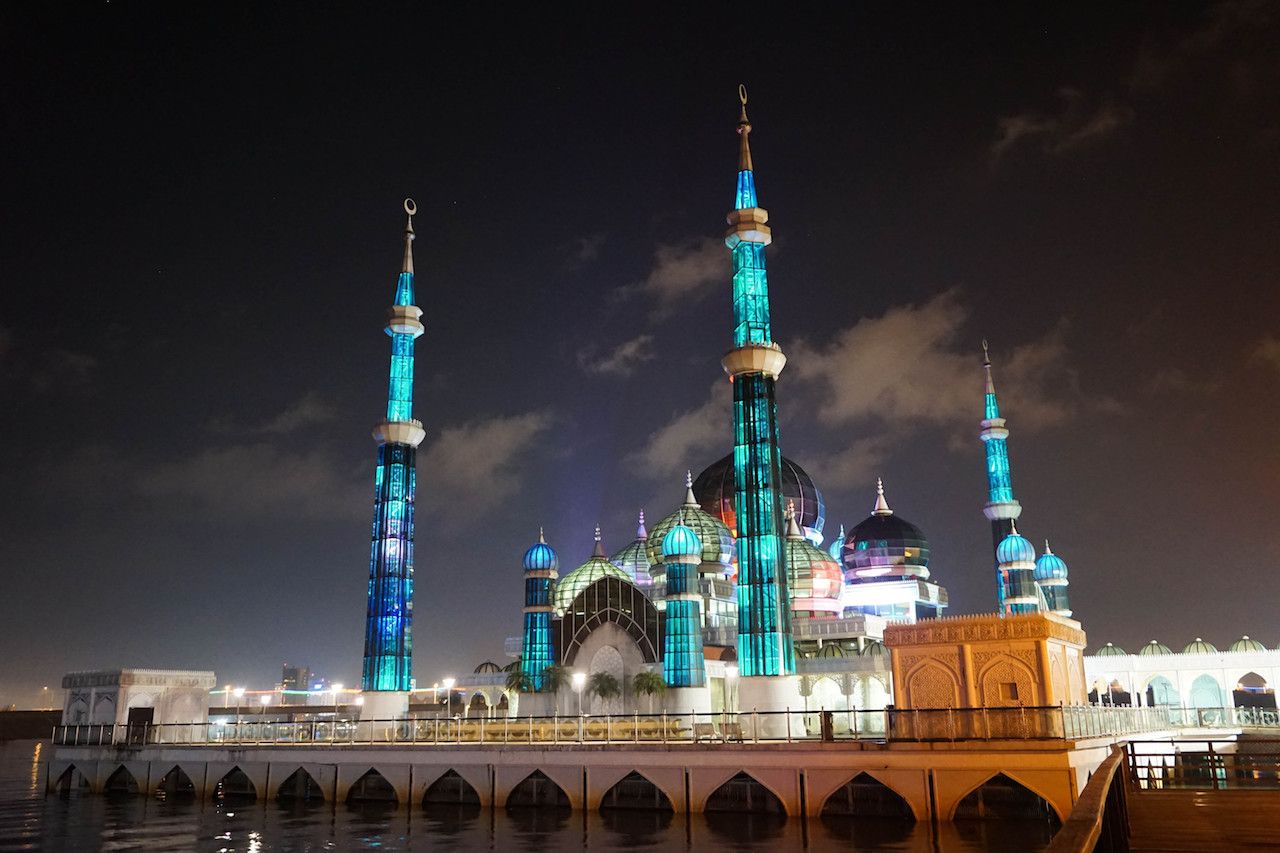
[215,766,257,802]
[506,770,570,809]
[1238,671,1268,691]
[952,772,1062,825]
[705,771,785,814]
[820,771,913,819]
[600,771,674,811]
[156,765,195,799]
[53,764,89,795]
[104,765,140,796]
[903,660,961,708]
[1145,674,1178,706]
[1189,673,1225,709]
[423,769,480,805]
[347,768,398,803]
[276,767,325,802]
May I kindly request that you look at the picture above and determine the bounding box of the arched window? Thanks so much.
[424,770,480,805]
[506,770,569,809]
[558,576,661,664]
[954,773,1059,825]
[600,771,672,811]
[277,768,324,802]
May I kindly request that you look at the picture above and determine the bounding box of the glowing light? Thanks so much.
[571,671,586,692]
[259,694,271,706]
[232,687,245,699]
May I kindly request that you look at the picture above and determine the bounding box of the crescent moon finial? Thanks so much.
[403,197,417,216]
[738,83,748,106]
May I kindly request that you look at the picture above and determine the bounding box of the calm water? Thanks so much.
[0,741,1055,851]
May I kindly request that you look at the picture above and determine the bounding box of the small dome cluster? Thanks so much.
[1094,635,1274,656]
[554,528,633,613]
[801,639,887,659]
[646,474,735,571]
[1230,635,1266,653]
[609,511,654,587]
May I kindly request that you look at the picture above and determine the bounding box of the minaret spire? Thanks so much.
[979,339,1022,610]
[720,86,796,687]
[362,198,427,696]
[637,509,648,540]
[684,470,699,506]
[873,477,893,516]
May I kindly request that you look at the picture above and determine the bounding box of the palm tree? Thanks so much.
[631,671,666,713]
[588,672,621,707]
[505,669,533,695]
[541,664,570,694]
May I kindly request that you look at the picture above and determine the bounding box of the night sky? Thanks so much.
[2,3,1277,706]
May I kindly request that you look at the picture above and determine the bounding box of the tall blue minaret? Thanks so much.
[980,340,1022,597]
[722,86,796,693]
[362,199,426,695]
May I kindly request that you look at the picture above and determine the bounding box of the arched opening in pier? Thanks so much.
[600,771,673,811]
[705,772,784,814]
[155,766,195,800]
[506,770,570,809]
[347,769,398,804]
[424,770,481,805]
[821,772,913,819]
[1146,675,1178,707]
[497,694,510,714]
[215,766,257,803]
[954,773,1060,826]
[52,764,89,796]
[277,768,325,802]
[104,765,140,796]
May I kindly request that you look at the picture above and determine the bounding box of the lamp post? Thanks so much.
[571,671,587,717]
[725,665,739,714]
[442,677,456,715]
[232,687,245,737]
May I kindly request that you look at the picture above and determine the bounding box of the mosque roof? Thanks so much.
[817,643,845,658]
[1229,635,1266,653]
[473,661,501,674]
[783,503,843,610]
[1034,543,1068,580]
[522,530,558,572]
[826,524,845,561]
[554,528,634,612]
[646,473,735,568]
[1095,642,1128,656]
[996,522,1036,565]
[662,523,703,559]
[1138,639,1173,656]
[693,452,826,542]
[609,511,653,587]
[860,639,888,658]
[843,479,931,580]
[1183,638,1218,655]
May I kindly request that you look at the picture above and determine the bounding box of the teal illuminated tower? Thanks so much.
[979,340,1023,608]
[661,521,706,689]
[722,87,795,681]
[362,199,426,694]
[520,530,558,691]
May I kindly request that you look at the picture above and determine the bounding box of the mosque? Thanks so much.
[353,87,1276,725]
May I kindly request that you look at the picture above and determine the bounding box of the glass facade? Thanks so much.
[663,549,706,688]
[520,609,555,691]
[556,576,661,665]
[363,442,416,691]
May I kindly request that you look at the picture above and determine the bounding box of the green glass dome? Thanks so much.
[817,643,846,658]
[555,531,634,613]
[860,640,888,658]
[1182,638,1218,655]
[609,511,654,589]
[783,508,843,616]
[1138,639,1172,656]
[1095,642,1127,656]
[646,476,735,570]
[1229,635,1266,653]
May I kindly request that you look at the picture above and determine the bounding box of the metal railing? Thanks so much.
[1127,737,1280,791]
[1045,745,1130,853]
[887,705,1175,741]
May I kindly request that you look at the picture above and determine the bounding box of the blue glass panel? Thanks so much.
[985,439,1015,503]
[735,170,758,210]
[984,391,1000,421]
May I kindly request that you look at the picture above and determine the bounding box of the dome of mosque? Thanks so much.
[1138,639,1173,656]
[1095,643,1127,656]
[1034,545,1068,581]
[817,643,846,658]
[860,640,889,658]
[826,524,845,561]
[522,534,558,572]
[997,530,1037,565]
[693,453,826,543]
[609,511,653,587]
[554,530,634,613]
[783,505,843,614]
[843,480,931,581]
[1183,638,1218,655]
[473,661,501,674]
[501,659,521,672]
[646,475,736,569]
[662,524,703,559]
[1229,635,1266,653]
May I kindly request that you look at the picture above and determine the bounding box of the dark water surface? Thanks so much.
[0,741,1055,851]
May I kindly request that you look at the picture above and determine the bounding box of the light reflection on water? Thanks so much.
[0,741,1055,851]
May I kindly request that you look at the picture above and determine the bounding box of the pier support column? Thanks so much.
[359,691,408,721]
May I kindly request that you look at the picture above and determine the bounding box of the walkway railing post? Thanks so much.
[752,708,759,744]
[786,707,792,743]
[661,711,668,744]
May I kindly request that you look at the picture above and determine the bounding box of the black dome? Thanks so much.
[844,513,930,580]
[692,453,825,538]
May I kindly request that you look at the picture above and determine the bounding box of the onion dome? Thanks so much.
[1229,635,1266,653]
[783,501,843,617]
[473,661,501,674]
[842,479,931,581]
[554,526,634,612]
[501,659,521,672]
[522,528,558,572]
[826,524,845,561]
[1095,642,1127,657]
[817,643,846,658]
[692,453,826,544]
[1183,638,1218,655]
[609,510,654,587]
[860,639,889,658]
[1138,639,1173,656]
[996,521,1037,565]
[646,472,736,570]
[662,522,703,559]
[1034,542,1068,581]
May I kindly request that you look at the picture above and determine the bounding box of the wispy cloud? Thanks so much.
[577,334,655,377]
[562,233,606,271]
[0,325,99,393]
[253,392,337,434]
[629,381,729,481]
[1252,336,1280,373]
[618,237,727,317]
[990,88,1133,164]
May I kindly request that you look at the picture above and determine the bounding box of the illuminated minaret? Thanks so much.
[520,529,558,692]
[979,340,1022,591]
[721,86,796,693]
[361,199,426,701]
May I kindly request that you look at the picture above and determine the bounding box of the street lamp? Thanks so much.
[442,677,456,713]
[724,665,739,714]
[571,671,587,717]
[232,687,245,729]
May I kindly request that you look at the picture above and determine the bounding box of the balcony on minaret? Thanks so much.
[721,342,786,380]
[385,304,424,338]
[373,418,426,448]
[725,207,772,248]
